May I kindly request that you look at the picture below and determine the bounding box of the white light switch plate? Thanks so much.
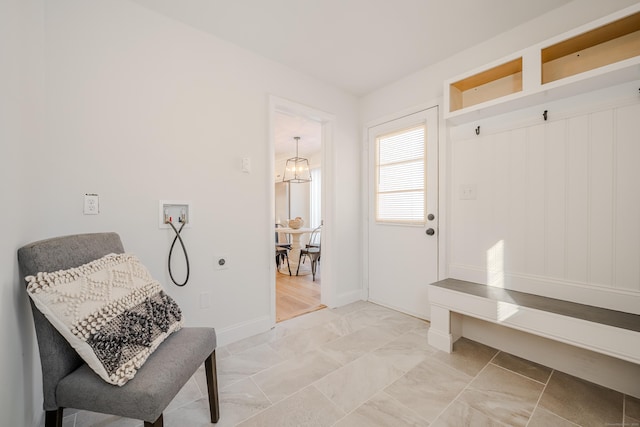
[242,157,251,173]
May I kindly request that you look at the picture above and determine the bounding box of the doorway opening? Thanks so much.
[270,97,335,324]
[274,111,324,322]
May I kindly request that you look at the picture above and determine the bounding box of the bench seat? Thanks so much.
[427,278,640,365]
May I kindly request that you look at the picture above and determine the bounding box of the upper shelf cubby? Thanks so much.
[542,11,640,84]
[449,58,522,112]
[444,4,640,125]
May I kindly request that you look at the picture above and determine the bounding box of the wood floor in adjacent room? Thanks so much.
[276,268,324,323]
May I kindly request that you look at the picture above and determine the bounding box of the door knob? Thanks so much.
[427,214,435,221]
[426,228,435,236]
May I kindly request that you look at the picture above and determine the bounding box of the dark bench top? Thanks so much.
[430,278,640,333]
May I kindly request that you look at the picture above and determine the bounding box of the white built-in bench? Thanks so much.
[427,278,640,365]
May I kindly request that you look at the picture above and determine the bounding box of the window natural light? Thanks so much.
[375,125,426,224]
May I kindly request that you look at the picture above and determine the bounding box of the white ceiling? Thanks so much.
[274,111,322,159]
[131,0,572,96]
[130,0,574,156]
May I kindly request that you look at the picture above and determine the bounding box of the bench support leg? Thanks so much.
[427,305,462,353]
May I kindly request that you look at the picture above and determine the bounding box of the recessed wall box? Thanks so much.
[159,200,192,229]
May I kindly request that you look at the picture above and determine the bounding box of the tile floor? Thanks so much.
[58,301,639,427]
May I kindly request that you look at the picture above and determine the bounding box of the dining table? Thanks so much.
[276,227,313,275]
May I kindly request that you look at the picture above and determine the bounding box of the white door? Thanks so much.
[367,107,438,319]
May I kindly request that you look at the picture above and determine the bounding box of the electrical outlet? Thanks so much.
[84,194,99,215]
[459,184,477,200]
[214,255,229,270]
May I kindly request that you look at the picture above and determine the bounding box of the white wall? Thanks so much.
[2,1,360,424]
[37,0,360,337]
[0,1,46,426]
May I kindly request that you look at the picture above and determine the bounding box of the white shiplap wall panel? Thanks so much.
[589,110,615,288]
[506,128,528,274]
[449,95,640,313]
[451,136,482,268]
[615,103,640,291]
[566,115,589,283]
[525,124,546,277]
[545,120,567,279]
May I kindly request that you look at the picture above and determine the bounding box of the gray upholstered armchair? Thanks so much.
[18,233,220,427]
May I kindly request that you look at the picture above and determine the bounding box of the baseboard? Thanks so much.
[367,298,430,320]
[427,328,454,352]
[216,314,273,347]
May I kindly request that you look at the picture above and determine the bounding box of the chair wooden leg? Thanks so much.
[144,414,163,427]
[45,409,63,427]
[205,351,221,423]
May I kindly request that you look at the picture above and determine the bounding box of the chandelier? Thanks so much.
[282,137,312,183]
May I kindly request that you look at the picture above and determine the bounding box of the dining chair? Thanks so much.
[275,224,291,275]
[296,225,321,280]
[18,232,220,427]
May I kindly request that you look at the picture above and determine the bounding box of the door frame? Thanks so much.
[362,103,448,311]
[268,95,337,324]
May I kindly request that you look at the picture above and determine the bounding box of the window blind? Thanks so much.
[375,125,425,224]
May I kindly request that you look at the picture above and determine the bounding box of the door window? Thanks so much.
[375,125,426,224]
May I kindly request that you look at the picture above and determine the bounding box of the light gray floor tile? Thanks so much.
[225,326,294,355]
[163,378,270,427]
[268,323,341,359]
[193,365,208,398]
[276,308,342,333]
[319,323,397,365]
[375,311,430,336]
[627,395,640,421]
[626,416,640,427]
[431,400,507,427]
[457,364,543,427]
[527,407,579,427]
[62,414,76,427]
[65,301,636,427]
[384,357,473,422]
[252,349,341,403]
[323,308,385,336]
[216,379,271,427]
[162,398,217,427]
[216,346,232,360]
[72,412,141,427]
[164,376,203,413]
[334,391,429,427]
[217,343,284,389]
[329,300,371,316]
[315,352,405,413]
[237,385,344,427]
[490,352,552,384]
[432,337,498,377]
[373,329,437,372]
[538,370,623,427]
